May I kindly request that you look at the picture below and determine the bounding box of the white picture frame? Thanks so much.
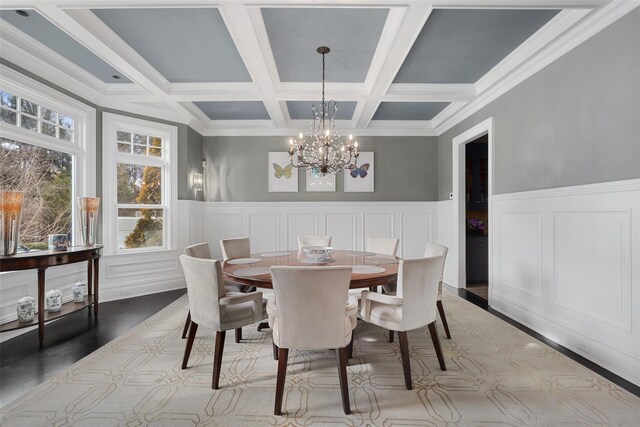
[344,151,374,192]
[305,169,336,192]
[268,152,298,192]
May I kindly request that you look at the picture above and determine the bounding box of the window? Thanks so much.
[0,139,72,249]
[103,113,177,254]
[0,65,95,250]
[1,90,75,142]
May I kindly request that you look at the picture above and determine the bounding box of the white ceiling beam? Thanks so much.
[276,83,370,101]
[0,23,105,105]
[474,8,590,95]
[355,3,434,128]
[198,126,439,137]
[384,84,477,102]
[36,6,169,95]
[0,0,608,8]
[218,3,287,127]
[167,83,263,102]
[35,5,207,126]
[434,0,636,134]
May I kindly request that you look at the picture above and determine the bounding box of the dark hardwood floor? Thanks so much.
[1,285,637,408]
[0,289,186,407]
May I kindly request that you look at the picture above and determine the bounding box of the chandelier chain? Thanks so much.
[288,46,359,176]
[321,51,326,129]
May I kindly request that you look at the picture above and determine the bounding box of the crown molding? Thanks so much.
[0,0,633,137]
[0,23,106,105]
[433,1,639,134]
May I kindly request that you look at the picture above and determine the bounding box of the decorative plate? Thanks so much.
[227,257,263,265]
[233,267,271,277]
[352,265,386,274]
[260,251,290,257]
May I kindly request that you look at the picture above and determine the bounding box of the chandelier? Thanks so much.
[288,46,359,175]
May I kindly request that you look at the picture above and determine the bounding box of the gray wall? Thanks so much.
[0,59,203,202]
[437,8,640,200]
[179,126,204,201]
[204,136,438,201]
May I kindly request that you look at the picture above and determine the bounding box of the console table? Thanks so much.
[0,245,102,344]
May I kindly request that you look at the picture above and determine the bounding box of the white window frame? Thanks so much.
[0,64,96,245]
[102,113,177,255]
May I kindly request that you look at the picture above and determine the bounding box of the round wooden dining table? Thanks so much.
[222,249,399,289]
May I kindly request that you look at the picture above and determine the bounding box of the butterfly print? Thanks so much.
[350,163,370,178]
[273,163,294,179]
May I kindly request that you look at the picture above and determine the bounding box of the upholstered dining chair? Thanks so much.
[267,266,357,415]
[424,243,451,339]
[219,237,256,291]
[220,237,251,261]
[360,236,400,295]
[366,236,399,256]
[182,242,254,342]
[296,235,332,249]
[179,254,266,389]
[359,256,447,390]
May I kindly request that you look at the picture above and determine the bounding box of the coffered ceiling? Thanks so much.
[0,0,633,136]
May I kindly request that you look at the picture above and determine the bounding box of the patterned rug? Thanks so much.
[1,292,639,426]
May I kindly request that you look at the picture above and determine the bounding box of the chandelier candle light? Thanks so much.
[288,46,359,175]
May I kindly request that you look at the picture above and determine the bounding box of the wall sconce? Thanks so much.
[192,172,203,192]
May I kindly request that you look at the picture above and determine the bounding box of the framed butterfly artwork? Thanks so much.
[344,151,374,192]
[306,168,336,192]
[268,152,298,192]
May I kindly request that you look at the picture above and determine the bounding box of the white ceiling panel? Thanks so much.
[0,0,621,136]
[92,8,251,83]
[261,8,389,83]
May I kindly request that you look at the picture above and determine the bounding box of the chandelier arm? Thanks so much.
[287,46,359,176]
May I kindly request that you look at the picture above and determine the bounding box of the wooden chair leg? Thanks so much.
[181,322,198,369]
[212,330,226,389]
[389,330,394,343]
[428,322,447,371]
[182,311,191,339]
[235,327,242,343]
[257,321,269,331]
[335,347,351,414]
[437,300,451,339]
[347,331,354,359]
[273,341,278,361]
[274,348,289,415]
[397,331,412,390]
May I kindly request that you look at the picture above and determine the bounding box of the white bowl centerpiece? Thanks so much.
[301,246,335,261]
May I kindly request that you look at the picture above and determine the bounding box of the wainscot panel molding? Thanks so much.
[201,202,439,260]
[0,200,200,342]
[490,178,640,386]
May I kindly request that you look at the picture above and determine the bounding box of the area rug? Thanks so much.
[1,292,639,426]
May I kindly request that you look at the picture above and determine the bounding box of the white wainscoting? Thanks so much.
[490,179,640,385]
[0,200,201,342]
[202,202,438,259]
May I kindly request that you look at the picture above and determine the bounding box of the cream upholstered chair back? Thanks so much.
[297,235,332,249]
[396,256,445,331]
[220,237,250,261]
[180,255,227,331]
[424,243,448,299]
[185,242,211,259]
[366,237,399,256]
[270,266,352,350]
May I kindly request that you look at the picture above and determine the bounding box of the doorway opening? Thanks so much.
[464,136,488,301]
[452,117,493,304]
